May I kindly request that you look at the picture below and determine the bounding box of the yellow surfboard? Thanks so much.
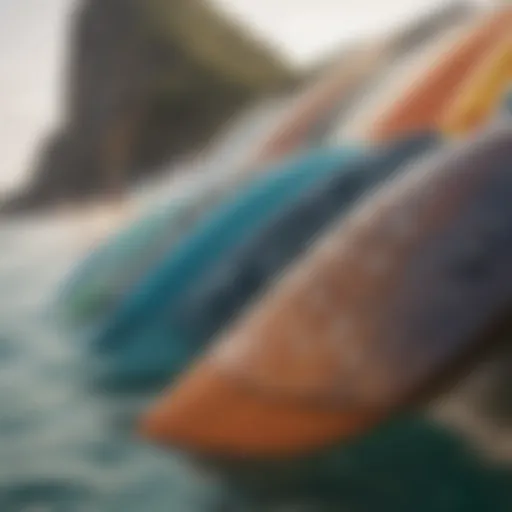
[441,35,512,137]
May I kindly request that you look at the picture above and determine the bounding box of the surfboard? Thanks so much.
[140,125,512,458]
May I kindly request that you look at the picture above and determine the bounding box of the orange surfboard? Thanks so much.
[254,4,474,163]
[140,125,512,459]
[368,9,512,142]
[331,21,474,144]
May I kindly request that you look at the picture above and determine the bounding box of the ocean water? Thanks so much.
[0,211,234,512]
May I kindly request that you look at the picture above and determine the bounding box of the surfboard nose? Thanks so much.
[139,360,381,458]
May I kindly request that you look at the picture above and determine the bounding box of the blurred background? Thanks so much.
[0,0,510,511]
[1,0,492,209]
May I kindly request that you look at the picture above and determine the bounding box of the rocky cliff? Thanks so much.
[2,0,295,212]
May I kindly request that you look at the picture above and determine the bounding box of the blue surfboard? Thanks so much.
[92,134,440,391]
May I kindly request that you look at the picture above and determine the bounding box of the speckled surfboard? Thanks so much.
[169,132,441,355]
[140,125,512,458]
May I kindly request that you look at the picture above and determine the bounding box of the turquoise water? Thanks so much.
[0,214,233,511]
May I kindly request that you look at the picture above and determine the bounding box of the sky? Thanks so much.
[0,0,72,193]
[213,0,456,67]
[0,0,482,194]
